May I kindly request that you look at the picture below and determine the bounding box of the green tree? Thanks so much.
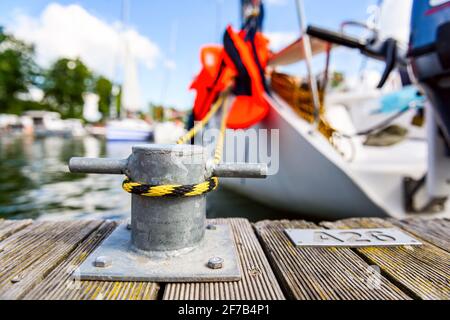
[115,85,122,118]
[150,103,165,122]
[331,72,345,89]
[42,58,93,119]
[0,29,42,114]
[94,76,113,120]
[0,27,5,43]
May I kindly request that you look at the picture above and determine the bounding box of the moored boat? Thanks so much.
[106,118,153,141]
[190,0,450,219]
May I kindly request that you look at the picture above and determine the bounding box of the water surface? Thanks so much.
[0,136,300,221]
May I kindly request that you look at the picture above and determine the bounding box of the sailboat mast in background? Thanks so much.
[105,0,152,141]
[120,0,142,116]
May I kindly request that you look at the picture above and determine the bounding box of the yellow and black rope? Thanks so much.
[122,94,228,198]
[122,176,219,198]
[176,94,225,145]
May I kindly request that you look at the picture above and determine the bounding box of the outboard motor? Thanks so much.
[306,0,450,213]
[409,0,450,146]
[408,1,450,213]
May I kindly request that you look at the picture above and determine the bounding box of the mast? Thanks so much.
[120,0,142,115]
[295,0,321,125]
[121,0,129,27]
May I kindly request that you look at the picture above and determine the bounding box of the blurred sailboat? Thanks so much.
[106,49,153,141]
[106,0,153,142]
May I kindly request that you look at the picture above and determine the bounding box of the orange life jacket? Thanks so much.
[223,26,270,129]
[190,25,271,129]
[190,46,235,121]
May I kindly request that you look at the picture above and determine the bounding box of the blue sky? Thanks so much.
[0,0,378,110]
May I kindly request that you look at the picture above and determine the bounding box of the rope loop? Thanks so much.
[122,177,219,198]
[122,92,229,198]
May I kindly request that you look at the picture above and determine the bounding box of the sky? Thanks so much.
[0,0,385,110]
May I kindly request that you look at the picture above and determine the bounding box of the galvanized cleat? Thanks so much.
[68,144,267,282]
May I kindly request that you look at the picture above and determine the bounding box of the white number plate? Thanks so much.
[285,228,422,248]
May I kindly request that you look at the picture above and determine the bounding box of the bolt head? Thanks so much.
[94,256,113,268]
[207,256,224,269]
[206,224,217,230]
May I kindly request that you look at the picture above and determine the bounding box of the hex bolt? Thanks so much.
[206,224,217,230]
[94,256,113,268]
[207,257,224,269]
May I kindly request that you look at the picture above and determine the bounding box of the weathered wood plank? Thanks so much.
[321,218,450,300]
[0,220,103,299]
[390,218,450,253]
[254,220,410,300]
[23,221,160,300]
[0,219,33,242]
[163,218,285,300]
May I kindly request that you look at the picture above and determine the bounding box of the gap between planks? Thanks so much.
[0,218,448,300]
[321,218,450,300]
[162,218,285,300]
[254,220,411,300]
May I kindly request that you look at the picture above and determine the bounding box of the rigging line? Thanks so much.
[337,105,411,139]
[295,0,322,125]
[176,93,227,145]
[160,21,179,104]
[214,95,230,164]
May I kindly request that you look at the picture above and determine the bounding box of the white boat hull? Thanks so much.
[106,119,153,142]
[218,94,449,219]
[106,129,152,141]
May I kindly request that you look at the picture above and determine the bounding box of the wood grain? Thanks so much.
[0,220,103,299]
[163,218,285,300]
[390,218,450,253]
[0,219,33,242]
[0,218,448,300]
[23,221,160,300]
[254,220,410,300]
[321,218,450,300]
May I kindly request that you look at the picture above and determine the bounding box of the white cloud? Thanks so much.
[265,31,297,51]
[8,3,161,78]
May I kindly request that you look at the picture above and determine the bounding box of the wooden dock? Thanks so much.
[0,217,448,300]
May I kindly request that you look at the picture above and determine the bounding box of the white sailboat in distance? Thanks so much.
[106,0,153,142]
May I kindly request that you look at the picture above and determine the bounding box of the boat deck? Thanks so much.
[0,217,448,300]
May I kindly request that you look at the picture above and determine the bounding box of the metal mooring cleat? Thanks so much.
[69,144,267,282]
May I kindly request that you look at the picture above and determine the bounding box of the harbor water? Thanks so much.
[0,135,301,222]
